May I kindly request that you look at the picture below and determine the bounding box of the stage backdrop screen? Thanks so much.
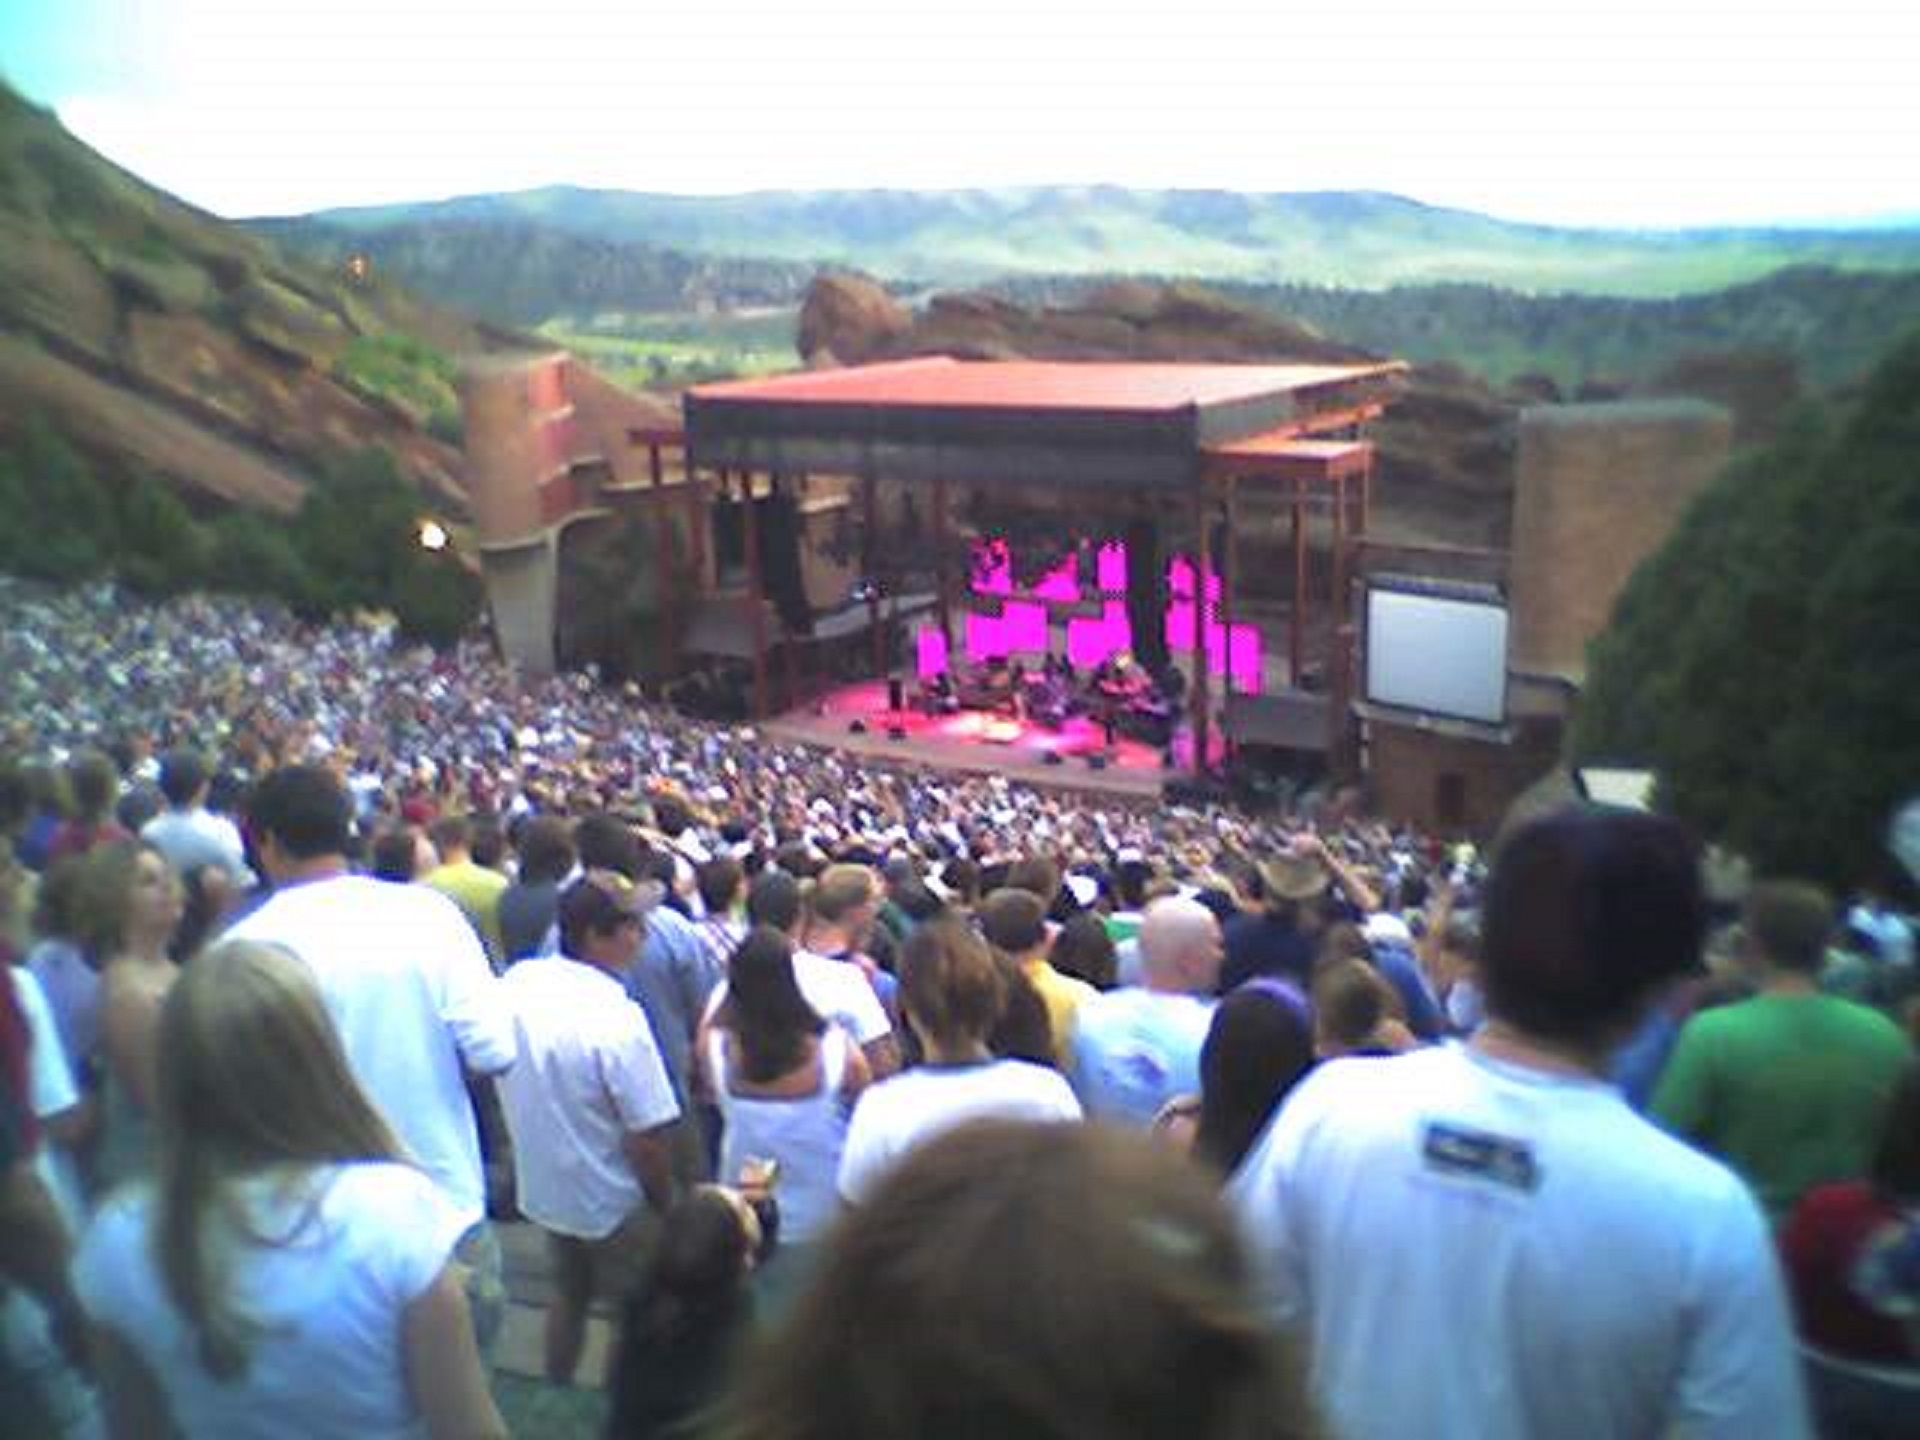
[1364,582,1508,725]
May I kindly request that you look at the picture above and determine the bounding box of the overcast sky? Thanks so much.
[4,0,1915,227]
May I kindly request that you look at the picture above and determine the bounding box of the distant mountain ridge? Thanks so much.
[267,183,1920,297]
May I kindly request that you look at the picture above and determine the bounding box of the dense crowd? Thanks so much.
[2,578,1917,1440]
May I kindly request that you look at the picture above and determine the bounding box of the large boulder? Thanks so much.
[796,272,912,364]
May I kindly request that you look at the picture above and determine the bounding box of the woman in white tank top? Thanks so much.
[701,927,872,1248]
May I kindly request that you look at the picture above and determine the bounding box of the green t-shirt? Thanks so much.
[1650,991,1911,1220]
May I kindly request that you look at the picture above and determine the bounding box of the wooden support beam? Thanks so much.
[741,471,770,720]
[1290,483,1307,688]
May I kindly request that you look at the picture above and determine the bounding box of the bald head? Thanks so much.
[1139,896,1224,996]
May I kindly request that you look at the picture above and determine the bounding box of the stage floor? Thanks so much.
[761,679,1183,800]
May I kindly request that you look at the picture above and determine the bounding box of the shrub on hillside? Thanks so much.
[1575,330,1920,889]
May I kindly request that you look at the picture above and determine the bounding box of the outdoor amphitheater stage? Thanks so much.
[760,679,1195,801]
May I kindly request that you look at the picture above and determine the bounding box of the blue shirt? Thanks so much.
[1069,987,1215,1127]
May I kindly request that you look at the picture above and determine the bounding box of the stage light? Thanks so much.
[418,520,449,552]
[848,719,868,735]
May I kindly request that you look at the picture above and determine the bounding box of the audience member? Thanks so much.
[838,916,1080,1206]
[226,765,516,1349]
[1229,806,1810,1439]
[703,926,870,1305]
[1652,880,1912,1220]
[499,815,575,964]
[496,873,681,1383]
[606,1186,762,1440]
[74,940,506,1439]
[138,748,249,887]
[1190,981,1317,1177]
[716,1121,1318,1440]
[980,887,1096,1068]
[82,840,182,1192]
[1071,897,1222,1126]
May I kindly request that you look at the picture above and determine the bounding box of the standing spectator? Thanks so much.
[74,940,507,1439]
[706,871,898,1082]
[1189,980,1316,1177]
[138,748,249,888]
[226,765,516,1350]
[979,887,1095,1069]
[1781,1057,1919,1362]
[496,874,680,1383]
[702,927,869,1294]
[422,815,509,967]
[1229,807,1810,1440]
[607,1186,762,1440]
[838,915,1080,1206]
[82,840,183,1193]
[46,750,129,865]
[691,856,748,980]
[0,977,91,1435]
[1652,880,1912,1221]
[498,816,573,964]
[1071,897,1223,1127]
[627,871,728,1184]
[716,1122,1316,1440]
[1049,911,1119,991]
[800,864,895,1017]
[369,824,437,885]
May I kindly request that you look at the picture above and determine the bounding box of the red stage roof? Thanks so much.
[691,356,1403,414]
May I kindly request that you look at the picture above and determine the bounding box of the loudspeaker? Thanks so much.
[1086,753,1108,771]
[886,724,907,741]
[848,719,868,735]
[887,677,905,713]
[1042,751,1065,767]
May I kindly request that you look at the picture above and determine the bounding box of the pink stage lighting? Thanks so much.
[1031,553,1081,602]
[1096,540,1128,595]
[916,626,950,680]
[966,610,1009,662]
[1003,600,1048,652]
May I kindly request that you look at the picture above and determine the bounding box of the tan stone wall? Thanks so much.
[1510,400,1731,683]
[482,536,558,674]
[462,359,556,544]
[1367,721,1558,838]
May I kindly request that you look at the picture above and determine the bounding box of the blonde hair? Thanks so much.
[154,940,405,1379]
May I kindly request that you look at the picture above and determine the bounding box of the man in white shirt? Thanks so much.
[498,873,680,1382]
[227,765,516,1349]
[701,870,898,1079]
[139,748,249,886]
[1227,807,1810,1440]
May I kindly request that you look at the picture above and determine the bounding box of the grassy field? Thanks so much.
[538,310,799,386]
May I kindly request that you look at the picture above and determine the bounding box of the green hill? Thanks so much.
[267,184,1920,297]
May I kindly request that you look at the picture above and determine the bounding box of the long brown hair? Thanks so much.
[153,940,404,1379]
[708,1121,1319,1440]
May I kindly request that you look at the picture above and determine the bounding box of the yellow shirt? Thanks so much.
[421,861,509,965]
[1023,957,1098,1069]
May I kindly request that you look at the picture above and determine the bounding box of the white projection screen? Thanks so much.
[1364,582,1509,725]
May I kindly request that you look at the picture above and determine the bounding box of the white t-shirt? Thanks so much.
[75,1162,467,1440]
[837,1059,1082,1206]
[704,946,892,1049]
[1226,1044,1811,1440]
[227,876,516,1228]
[8,968,84,1228]
[496,957,682,1239]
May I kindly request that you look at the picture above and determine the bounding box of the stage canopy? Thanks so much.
[685,357,1404,492]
